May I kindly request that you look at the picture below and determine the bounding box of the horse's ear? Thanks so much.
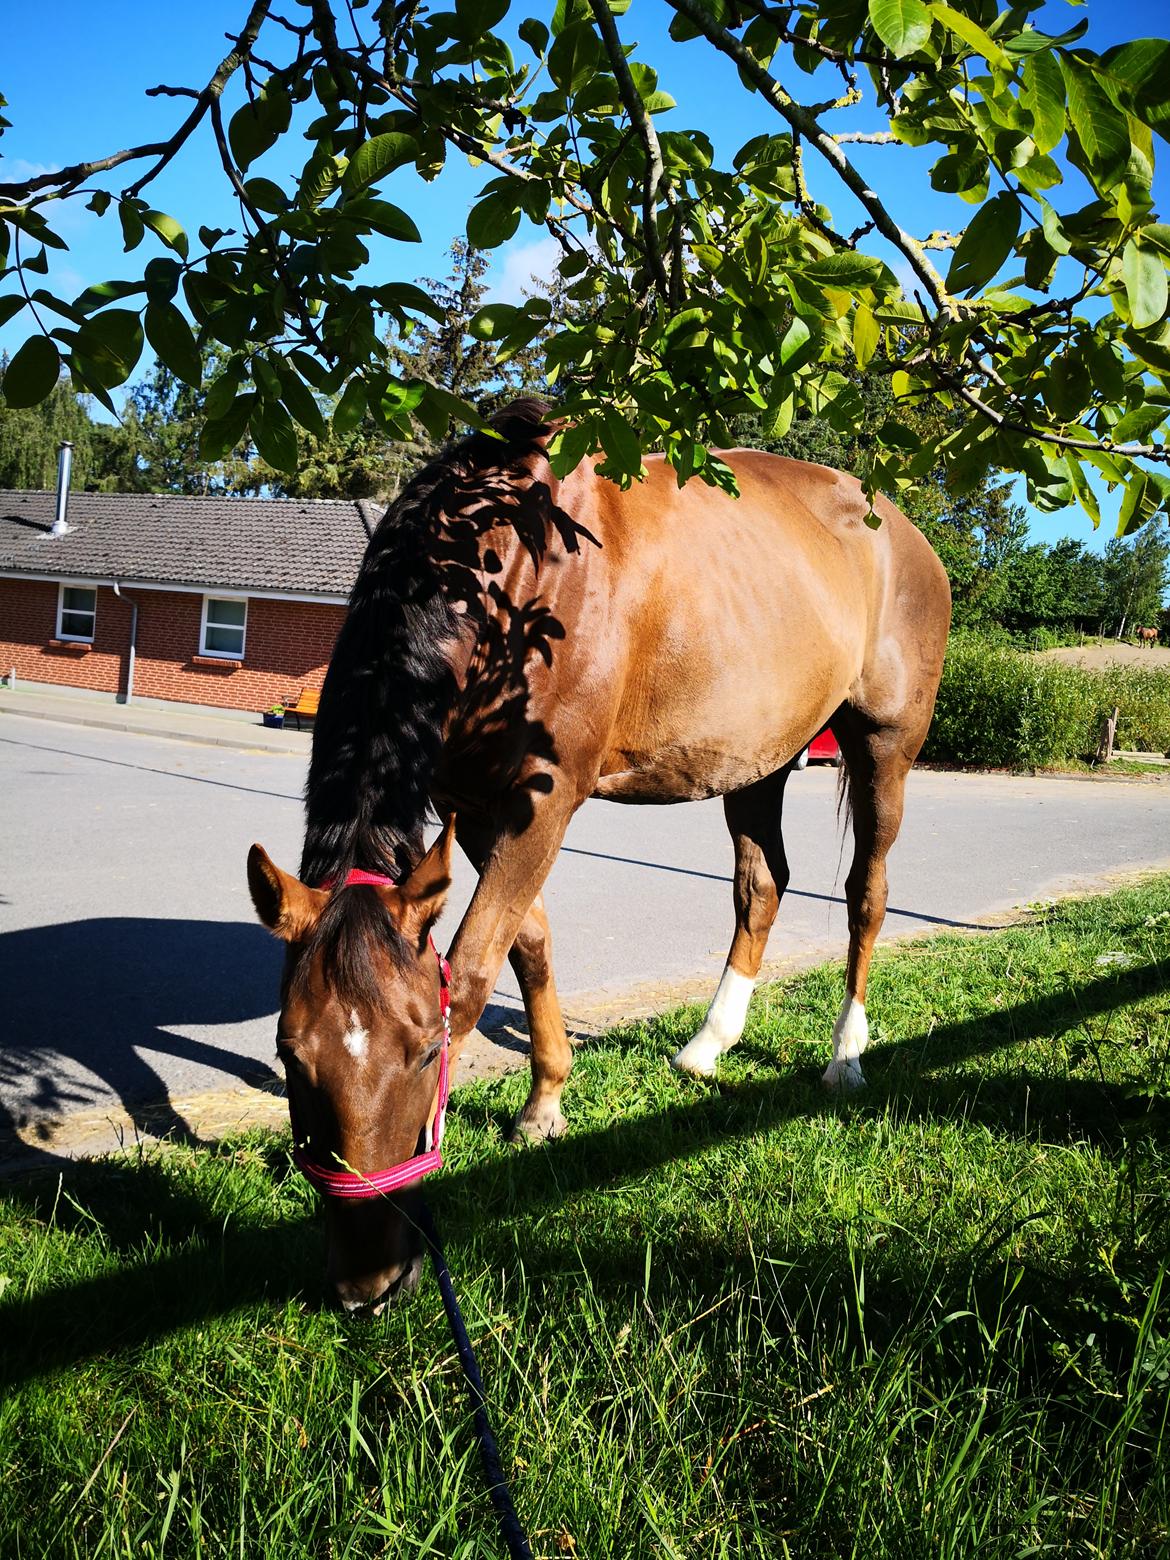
[247,844,327,942]
[396,816,455,949]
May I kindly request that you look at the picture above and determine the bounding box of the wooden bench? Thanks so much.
[283,687,321,730]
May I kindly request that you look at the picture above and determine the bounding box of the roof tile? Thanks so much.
[0,490,381,597]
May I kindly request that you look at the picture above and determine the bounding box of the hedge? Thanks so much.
[921,641,1170,769]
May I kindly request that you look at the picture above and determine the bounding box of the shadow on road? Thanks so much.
[559,844,990,931]
[0,916,284,1158]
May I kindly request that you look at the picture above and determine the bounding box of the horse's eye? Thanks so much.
[275,1038,300,1068]
[418,1040,442,1072]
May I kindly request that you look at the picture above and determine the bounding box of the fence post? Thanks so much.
[1095,706,1119,764]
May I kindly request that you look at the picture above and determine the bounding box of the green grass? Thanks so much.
[4,880,1170,1558]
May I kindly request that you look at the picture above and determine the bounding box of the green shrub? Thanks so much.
[925,643,1097,768]
[924,641,1170,767]
[1099,666,1170,752]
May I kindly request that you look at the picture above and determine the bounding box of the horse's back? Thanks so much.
[583,450,949,801]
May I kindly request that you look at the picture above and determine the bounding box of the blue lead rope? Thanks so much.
[418,1200,534,1560]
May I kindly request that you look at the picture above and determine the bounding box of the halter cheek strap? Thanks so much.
[289,868,452,1201]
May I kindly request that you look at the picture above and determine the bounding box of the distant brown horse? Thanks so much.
[247,400,951,1310]
[1137,626,1160,646]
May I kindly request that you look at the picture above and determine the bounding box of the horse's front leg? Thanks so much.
[446,788,578,1142]
[455,816,571,1143]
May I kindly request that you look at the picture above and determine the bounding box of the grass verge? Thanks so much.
[3,879,1170,1557]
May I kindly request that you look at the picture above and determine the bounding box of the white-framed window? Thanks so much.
[200,595,248,659]
[57,582,97,642]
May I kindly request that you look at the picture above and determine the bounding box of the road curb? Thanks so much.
[0,694,311,756]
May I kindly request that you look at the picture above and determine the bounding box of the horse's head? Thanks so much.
[246,820,455,1312]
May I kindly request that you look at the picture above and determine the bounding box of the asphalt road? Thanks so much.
[4,710,1170,1159]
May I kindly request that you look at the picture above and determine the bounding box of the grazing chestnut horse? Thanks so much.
[248,399,950,1309]
[1137,626,1160,646]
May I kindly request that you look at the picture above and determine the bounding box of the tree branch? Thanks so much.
[664,0,959,320]
[0,0,272,206]
[586,0,670,302]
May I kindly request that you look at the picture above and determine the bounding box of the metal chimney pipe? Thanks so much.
[52,441,73,535]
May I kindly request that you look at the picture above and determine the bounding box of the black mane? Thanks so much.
[299,397,554,897]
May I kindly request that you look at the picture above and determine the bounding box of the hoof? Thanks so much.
[671,1033,722,1078]
[822,1059,866,1093]
[510,1103,568,1145]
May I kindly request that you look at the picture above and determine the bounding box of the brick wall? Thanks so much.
[0,578,346,711]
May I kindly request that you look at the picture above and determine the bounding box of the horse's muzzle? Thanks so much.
[333,1249,425,1314]
[325,1191,425,1313]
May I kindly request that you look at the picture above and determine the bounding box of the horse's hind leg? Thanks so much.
[673,769,790,1077]
[823,725,915,1091]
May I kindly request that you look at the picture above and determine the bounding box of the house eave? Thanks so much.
[0,569,349,606]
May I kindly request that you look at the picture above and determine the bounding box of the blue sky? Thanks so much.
[2,0,1167,550]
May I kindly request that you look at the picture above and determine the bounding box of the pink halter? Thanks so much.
[290,867,452,1200]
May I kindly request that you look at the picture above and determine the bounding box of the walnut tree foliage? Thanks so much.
[1,0,1168,531]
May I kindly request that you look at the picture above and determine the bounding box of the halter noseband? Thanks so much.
[289,868,452,1201]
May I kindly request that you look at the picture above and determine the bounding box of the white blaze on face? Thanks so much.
[343,1009,369,1063]
[672,965,755,1078]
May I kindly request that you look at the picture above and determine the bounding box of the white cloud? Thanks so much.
[488,235,562,304]
[0,157,58,182]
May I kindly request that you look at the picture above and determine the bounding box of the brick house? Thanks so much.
[0,489,379,712]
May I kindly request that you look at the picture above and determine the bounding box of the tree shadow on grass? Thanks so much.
[1,959,1167,1391]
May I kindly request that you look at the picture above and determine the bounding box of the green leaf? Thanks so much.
[852,302,879,370]
[1063,453,1100,526]
[360,200,421,243]
[81,308,145,384]
[778,315,814,369]
[2,334,60,407]
[275,362,327,440]
[244,178,289,214]
[143,257,182,303]
[519,17,549,54]
[1117,471,1150,536]
[468,303,522,340]
[868,0,931,59]
[946,193,1020,294]
[762,392,794,439]
[1113,401,1167,445]
[418,383,490,433]
[142,210,189,260]
[929,3,1011,71]
[144,300,201,387]
[800,252,889,290]
[251,398,299,473]
[342,134,418,195]
[1020,51,1066,154]
[199,391,255,461]
[548,418,596,478]
[1060,54,1130,191]
[548,21,602,94]
[1122,238,1168,331]
[0,294,26,329]
[374,282,447,324]
[332,377,368,437]
[1097,39,1170,144]
[203,368,242,421]
[118,199,145,252]
[599,408,641,478]
[466,190,522,249]
[228,87,291,171]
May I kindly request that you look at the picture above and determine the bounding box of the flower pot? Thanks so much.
[262,711,285,728]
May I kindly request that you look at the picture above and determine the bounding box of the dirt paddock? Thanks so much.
[1036,641,1170,670]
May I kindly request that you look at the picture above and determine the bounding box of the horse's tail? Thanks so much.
[835,750,852,838]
